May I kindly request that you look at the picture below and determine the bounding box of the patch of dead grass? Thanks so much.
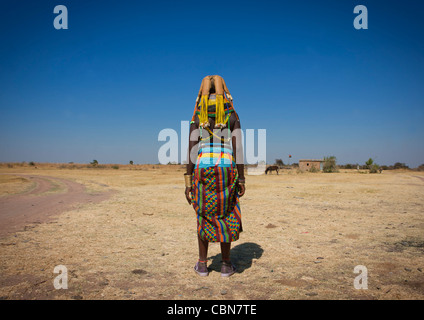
[0,175,34,197]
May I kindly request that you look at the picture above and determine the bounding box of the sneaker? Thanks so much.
[221,261,236,277]
[194,261,209,277]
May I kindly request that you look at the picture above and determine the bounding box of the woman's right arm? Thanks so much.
[186,122,198,176]
[185,121,199,204]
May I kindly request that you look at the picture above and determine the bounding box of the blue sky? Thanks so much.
[0,0,423,167]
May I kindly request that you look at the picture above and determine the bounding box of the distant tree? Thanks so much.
[342,163,357,169]
[29,161,35,166]
[90,159,98,167]
[365,158,374,169]
[365,158,381,173]
[129,160,134,165]
[393,162,409,170]
[417,164,424,171]
[275,159,284,167]
[323,156,337,173]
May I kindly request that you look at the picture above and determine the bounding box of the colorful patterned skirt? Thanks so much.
[191,143,242,243]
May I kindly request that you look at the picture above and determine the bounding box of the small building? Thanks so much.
[299,159,323,171]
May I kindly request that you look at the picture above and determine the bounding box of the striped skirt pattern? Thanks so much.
[191,144,242,242]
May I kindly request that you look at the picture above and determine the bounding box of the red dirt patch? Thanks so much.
[0,174,116,239]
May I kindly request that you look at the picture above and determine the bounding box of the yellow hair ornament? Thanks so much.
[199,95,209,127]
[215,94,225,128]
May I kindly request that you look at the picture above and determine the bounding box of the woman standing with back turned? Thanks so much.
[184,75,245,277]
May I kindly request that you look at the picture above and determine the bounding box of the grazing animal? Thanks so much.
[265,165,279,175]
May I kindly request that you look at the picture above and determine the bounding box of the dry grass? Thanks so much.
[0,165,423,300]
[0,175,34,197]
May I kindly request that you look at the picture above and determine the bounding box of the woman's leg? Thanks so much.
[220,242,231,262]
[195,234,210,276]
[220,242,236,277]
[198,234,209,261]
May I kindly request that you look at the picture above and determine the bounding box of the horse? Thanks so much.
[265,165,279,175]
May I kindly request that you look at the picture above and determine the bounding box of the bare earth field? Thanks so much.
[0,165,423,300]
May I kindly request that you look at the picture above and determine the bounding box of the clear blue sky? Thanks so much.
[1,0,423,167]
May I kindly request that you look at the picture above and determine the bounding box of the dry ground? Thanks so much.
[0,165,423,300]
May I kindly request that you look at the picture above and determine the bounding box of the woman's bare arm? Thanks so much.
[186,122,198,176]
[231,113,245,197]
[185,120,200,204]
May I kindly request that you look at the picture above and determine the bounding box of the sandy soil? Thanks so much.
[0,174,115,238]
[0,166,423,300]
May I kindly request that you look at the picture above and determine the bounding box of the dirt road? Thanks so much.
[0,174,115,238]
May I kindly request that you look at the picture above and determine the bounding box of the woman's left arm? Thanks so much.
[231,114,245,197]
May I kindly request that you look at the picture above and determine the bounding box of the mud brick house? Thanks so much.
[299,159,323,171]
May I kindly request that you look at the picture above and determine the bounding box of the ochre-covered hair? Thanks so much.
[191,75,235,128]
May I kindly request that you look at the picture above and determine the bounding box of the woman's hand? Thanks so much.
[185,187,192,205]
[237,183,245,197]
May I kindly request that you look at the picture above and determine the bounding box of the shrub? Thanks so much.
[90,159,98,167]
[365,158,381,173]
[111,165,119,170]
[309,166,319,173]
[29,161,35,166]
[369,163,380,173]
[323,156,337,173]
[275,159,284,167]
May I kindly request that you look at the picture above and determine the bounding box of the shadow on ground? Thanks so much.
[208,242,263,273]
